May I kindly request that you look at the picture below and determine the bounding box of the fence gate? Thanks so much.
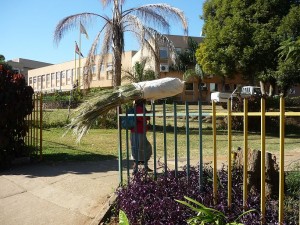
[25,93,43,160]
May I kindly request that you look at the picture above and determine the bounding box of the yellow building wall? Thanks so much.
[28,51,136,92]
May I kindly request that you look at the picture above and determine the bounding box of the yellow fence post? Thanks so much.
[279,96,285,223]
[212,101,217,204]
[243,98,248,209]
[227,99,232,208]
[261,98,266,224]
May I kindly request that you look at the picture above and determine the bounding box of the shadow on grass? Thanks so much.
[42,152,117,162]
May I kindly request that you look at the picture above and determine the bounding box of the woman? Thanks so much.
[130,99,152,172]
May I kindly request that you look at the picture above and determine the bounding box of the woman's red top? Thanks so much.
[130,105,150,134]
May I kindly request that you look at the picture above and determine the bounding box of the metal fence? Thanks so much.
[118,97,300,224]
[25,92,43,160]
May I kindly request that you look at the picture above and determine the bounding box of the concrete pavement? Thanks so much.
[0,160,120,225]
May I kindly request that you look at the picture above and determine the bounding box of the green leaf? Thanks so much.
[119,210,130,225]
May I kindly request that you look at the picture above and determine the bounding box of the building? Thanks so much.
[29,35,296,102]
[28,51,136,92]
[7,58,52,83]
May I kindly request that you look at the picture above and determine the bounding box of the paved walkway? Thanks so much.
[0,160,120,225]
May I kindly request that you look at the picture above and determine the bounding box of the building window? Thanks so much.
[185,82,193,91]
[210,83,218,92]
[66,70,71,85]
[159,47,168,59]
[61,71,66,86]
[13,68,20,74]
[42,75,45,89]
[46,74,50,88]
[201,83,207,91]
[33,77,37,89]
[71,69,75,84]
[51,73,55,87]
[225,84,231,92]
[56,72,60,87]
[37,76,41,90]
[91,65,96,74]
[175,47,182,54]
[106,63,113,72]
[100,64,105,72]
[29,78,32,85]
[107,71,113,80]
[92,65,97,80]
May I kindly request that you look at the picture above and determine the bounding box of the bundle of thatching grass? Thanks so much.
[67,77,184,142]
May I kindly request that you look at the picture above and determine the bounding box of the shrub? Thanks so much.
[43,89,83,109]
[231,96,282,133]
[115,165,298,224]
[0,64,34,169]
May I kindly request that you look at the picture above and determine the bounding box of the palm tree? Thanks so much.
[278,37,300,65]
[183,64,204,101]
[122,58,157,83]
[54,0,188,88]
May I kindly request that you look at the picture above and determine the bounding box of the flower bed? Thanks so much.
[110,165,299,225]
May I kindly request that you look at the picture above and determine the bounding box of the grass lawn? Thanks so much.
[41,104,300,167]
[42,126,300,165]
[42,128,118,161]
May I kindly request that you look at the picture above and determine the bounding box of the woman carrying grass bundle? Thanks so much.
[131,99,152,173]
[67,77,185,142]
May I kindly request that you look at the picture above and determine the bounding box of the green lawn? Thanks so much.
[41,104,300,164]
[42,126,300,163]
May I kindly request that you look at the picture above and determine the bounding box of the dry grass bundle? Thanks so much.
[66,77,184,142]
[66,84,142,142]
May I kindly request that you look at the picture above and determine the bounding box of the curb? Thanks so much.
[90,193,117,225]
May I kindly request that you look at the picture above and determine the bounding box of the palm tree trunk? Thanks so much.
[113,47,122,87]
[112,0,123,87]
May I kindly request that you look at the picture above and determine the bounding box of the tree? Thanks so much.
[172,37,203,100]
[172,37,198,72]
[183,64,204,100]
[276,5,300,95]
[0,54,5,62]
[0,61,34,168]
[54,0,188,88]
[196,0,294,95]
[122,58,157,83]
[0,54,12,71]
[278,38,300,64]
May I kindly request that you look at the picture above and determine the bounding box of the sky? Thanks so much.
[1,0,204,64]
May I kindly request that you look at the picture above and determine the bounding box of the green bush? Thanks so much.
[0,63,34,169]
[267,96,300,108]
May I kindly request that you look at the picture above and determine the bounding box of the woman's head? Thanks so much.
[135,99,146,106]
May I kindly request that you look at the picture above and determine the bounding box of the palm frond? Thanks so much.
[84,31,102,89]
[124,7,170,33]
[84,22,111,88]
[100,0,125,8]
[125,4,188,35]
[54,13,107,45]
[97,23,113,79]
[121,70,136,82]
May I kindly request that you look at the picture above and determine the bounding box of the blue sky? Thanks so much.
[1,0,204,64]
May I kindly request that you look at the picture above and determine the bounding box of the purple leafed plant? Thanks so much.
[115,165,295,225]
